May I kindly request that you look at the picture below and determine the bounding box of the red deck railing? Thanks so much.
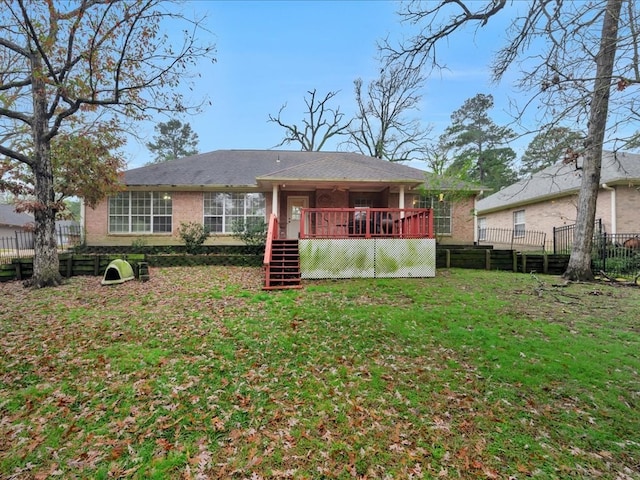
[263,213,279,267]
[299,208,434,239]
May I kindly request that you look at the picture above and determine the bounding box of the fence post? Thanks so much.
[601,232,607,273]
[66,254,73,278]
[15,231,20,259]
[485,249,491,270]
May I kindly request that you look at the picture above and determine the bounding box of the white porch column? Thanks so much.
[399,185,405,217]
[272,184,279,217]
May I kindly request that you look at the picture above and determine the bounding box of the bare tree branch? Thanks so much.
[268,89,351,151]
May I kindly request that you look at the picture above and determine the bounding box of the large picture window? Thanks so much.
[108,192,172,234]
[415,195,452,235]
[203,192,266,233]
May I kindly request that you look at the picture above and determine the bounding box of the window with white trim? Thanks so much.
[108,192,172,233]
[415,195,452,235]
[513,210,525,237]
[478,217,487,241]
[203,192,266,233]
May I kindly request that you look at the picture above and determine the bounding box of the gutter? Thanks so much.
[601,183,616,233]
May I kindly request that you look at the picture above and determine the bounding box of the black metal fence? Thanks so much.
[553,224,574,254]
[0,225,82,264]
[553,220,640,279]
[477,227,547,251]
[591,232,640,278]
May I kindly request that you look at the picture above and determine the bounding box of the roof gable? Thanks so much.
[258,154,426,183]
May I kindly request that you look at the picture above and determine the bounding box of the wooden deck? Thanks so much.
[299,208,434,239]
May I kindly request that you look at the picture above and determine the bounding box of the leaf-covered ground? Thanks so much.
[1,267,639,479]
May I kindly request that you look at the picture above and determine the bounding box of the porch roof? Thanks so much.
[256,153,426,191]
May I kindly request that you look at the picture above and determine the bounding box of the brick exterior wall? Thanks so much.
[477,186,640,251]
[85,189,482,246]
[615,185,640,233]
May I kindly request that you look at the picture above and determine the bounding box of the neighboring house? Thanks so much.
[476,151,640,250]
[84,150,484,246]
[0,203,34,238]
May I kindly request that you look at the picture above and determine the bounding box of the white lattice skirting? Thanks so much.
[299,238,436,279]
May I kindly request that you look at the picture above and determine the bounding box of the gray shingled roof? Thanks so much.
[124,150,428,187]
[0,204,34,227]
[477,151,640,213]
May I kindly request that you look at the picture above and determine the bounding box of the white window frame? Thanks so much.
[513,210,525,238]
[415,195,452,236]
[478,217,487,241]
[203,192,266,234]
[108,191,172,234]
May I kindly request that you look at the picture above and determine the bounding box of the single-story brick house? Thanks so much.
[476,150,640,250]
[83,150,484,246]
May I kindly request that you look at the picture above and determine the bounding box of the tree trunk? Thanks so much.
[26,51,62,288]
[564,0,623,281]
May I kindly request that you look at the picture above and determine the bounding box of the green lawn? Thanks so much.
[1,267,639,479]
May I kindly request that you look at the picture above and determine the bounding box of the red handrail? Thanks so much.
[299,208,433,239]
[263,213,279,267]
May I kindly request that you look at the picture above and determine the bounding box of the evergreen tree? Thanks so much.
[520,127,584,177]
[440,94,518,190]
[146,119,199,163]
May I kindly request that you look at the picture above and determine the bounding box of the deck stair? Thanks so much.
[264,239,302,290]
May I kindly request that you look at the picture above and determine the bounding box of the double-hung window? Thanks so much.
[415,195,452,235]
[513,210,525,237]
[477,217,487,241]
[203,192,266,233]
[108,192,172,233]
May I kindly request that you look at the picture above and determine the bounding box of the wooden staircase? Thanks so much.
[264,239,302,290]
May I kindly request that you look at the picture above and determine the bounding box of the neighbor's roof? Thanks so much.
[124,150,429,188]
[0,203,33,227]
[476,151,640,213]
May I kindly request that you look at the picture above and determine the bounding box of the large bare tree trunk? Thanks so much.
[564,0,623,281]
[27,50,61,288]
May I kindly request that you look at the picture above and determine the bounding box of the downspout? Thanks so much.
[601,184,616,233]
[473,191,483,244]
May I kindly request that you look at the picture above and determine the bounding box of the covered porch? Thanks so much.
[263,208,436,289]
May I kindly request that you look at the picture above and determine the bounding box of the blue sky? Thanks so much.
[128,0,528,168]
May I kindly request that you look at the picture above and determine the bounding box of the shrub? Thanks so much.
[178,222,210,254]
[131,238,149,253]
[231,219,267,246]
